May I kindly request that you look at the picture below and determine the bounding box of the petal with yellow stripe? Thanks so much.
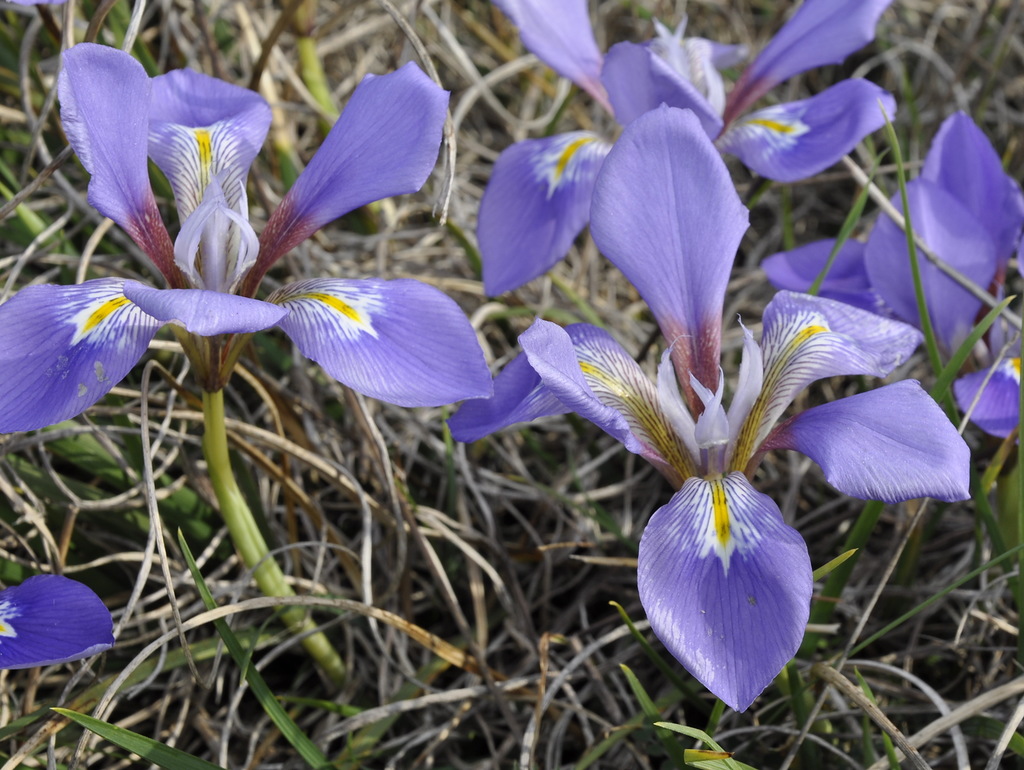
[638,472,811,712]
[954,358,1021,439]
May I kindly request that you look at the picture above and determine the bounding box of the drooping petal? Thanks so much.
[149,68,272,219]
[922,111,1024,266]
[763,380,970,503]
[492,0,609,111]
[725,0,894,122]
[731,291,922,469]
[601,42,724,137]
[59,44,176,281]
[762,238,889,314]
[517,320,694,483]
[954,359,1021,439]
[864,178,998,354]
[253,64,449,282]
[0,279,161,433]
[718,81,895,182]
[122,281,285,336]
[447,352,569,442]
[638,472,812,712]
[270,278,491,407]
[478,132,611,296]
[0,575,113,669]
[590,106,747,402]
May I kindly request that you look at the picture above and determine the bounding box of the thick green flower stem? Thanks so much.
[201,388,346,686]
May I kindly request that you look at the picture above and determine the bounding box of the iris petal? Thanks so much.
[478,132,610,295]
[718,81,896,182]
[638,472,812,712]
[271,278,491,407]
[0,575,113,669]
[763,380,971,503]
[762,239,889,315]
[149,68,271,219]
[954,360,1021,439]
[0,279,161,433]
[122,281,286,336]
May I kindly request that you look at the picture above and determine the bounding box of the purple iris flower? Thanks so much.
[451,107,970,711]
[764,111,1024,437]
[0,575,113,669]
[0,43,491,433]
[478,0,895,296]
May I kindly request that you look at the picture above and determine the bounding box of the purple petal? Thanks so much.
[590,106,747,400]
[864,178,998,353]
[478,133,610,295]
[271,278,491,407]
[762,239,890,314]
[492,0,609,111]
[59,44,176,281]
[922,111,1024,266]
[763,380,970,503]
[725,0,894,121]
[447,351,569,442]
[0,280,161,433]
[0,575,113,669]
[719,81,896,182]
[638,472,811,712]
[149,68,272,219]
[254,64,449,280]
[122,281,285,336]
[600,42,724,136]
[954,360,1020,439]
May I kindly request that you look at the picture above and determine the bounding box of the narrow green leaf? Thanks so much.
[619,665,689,766]
[812,549,858,582]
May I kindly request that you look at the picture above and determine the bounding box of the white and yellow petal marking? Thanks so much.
[724,105,810,155]
[532,132,606,199]
[0,599,20,639]
[271,280,381,341]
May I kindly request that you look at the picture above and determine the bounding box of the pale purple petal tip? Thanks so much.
[954,362,1021,439]
[762,239,889,315]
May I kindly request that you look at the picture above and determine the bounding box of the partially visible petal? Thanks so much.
[638,472,812,712]
[719,81,895,182]
[954,359,1021,439]
[0,575,113,669]
[762,238,889,315]
[59,44,176,281]
[763,380,970,503]
[254,64,448,281]
[864,178,998,353]
[731,291,922,467]
[922,111,1024,266]
[447,352,568,442]
[149,68,271,218]
[478,133,611,296]
[601,42,724,136]
[0,279,161,433]
[591,106,747,402]
[122,281,285,336]
[492,0,609,111]
[271,278,491,407]
[725,0,894,121]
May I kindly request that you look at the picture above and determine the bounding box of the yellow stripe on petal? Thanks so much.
[195,128,213,191]
[302,292,365,325]
[536,134,601,198]
[70,296,133,346]
[710,478,730,548]
[553,137,596,184]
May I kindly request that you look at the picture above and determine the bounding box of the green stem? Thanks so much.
[201,389,346,686]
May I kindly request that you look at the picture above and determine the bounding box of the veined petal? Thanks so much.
[149,68,271,219]
[271,278,491,407]
[590,106,747,401]
[0,279,161,433]
[922,111,1024,266]
[492,0,609,111]
[763,380,970,503]
[478,132,610,295]
[122,281,285,335]
[601,42,724,136]
[719,81,896,182]
[0,575,113,669]
[954,359,1021,439]
[725,0,894,121]
[638,472,812,712]
[447,352,568,442]
[254,64,448,281]
[731,291,922,469]
[762,238,889,315]
[864,178,998,354]
[59,44,176,281]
